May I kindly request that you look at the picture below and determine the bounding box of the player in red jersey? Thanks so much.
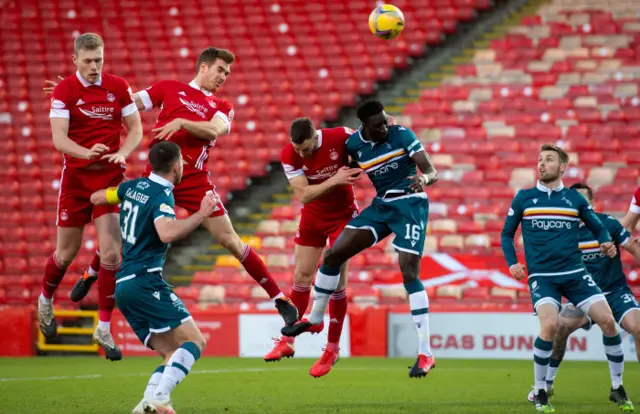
[129,47,298,324]
[265,118,362,377]
[39,33,143,361]
[622,187,640,233]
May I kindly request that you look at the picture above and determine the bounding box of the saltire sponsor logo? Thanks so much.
[179,97,209,119]
[78,106,115,120]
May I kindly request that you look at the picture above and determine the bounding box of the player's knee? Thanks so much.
[322,247,344,268]
[293,268,315,286]
[555,321,572,339]
[53,250,77,268]
[540,319,558,339]
[597,315,617,335]
[218,232,244,257]
[98,249,121,265]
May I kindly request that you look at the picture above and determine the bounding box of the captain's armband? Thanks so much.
[105,187,121,205]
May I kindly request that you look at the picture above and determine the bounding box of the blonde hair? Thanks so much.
[74,33,104,54]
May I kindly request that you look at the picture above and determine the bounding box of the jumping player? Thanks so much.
[525,183,636,411]
[266,118,362,377]
[91,141,214,414]
[501,144,627,413]
[39,33,143,360]
[64,47,298,324]
[282,101,438,378]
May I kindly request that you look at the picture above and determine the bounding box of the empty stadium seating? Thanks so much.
[1,0,639,309]
[0,0,492,305]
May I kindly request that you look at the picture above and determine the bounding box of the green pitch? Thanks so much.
[0,357,637,413]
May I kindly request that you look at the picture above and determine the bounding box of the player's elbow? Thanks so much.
[157,230,174,244]
[90,192,106,206]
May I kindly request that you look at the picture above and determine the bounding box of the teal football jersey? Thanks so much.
[116,174,176,279]
[501,182,611,276]
[346,125,424,198]
[578,212,631,293]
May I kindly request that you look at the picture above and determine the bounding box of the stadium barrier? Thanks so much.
[2,305,635,360]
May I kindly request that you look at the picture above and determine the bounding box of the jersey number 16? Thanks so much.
[121,200,139,245]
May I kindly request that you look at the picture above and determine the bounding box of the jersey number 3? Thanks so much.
[121,200,139,244]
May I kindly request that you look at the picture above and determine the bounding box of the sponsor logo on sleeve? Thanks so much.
[159,203,175,215]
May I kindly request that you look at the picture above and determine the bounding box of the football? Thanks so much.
[368,4,405,40]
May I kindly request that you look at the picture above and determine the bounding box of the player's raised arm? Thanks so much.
[621,187,640,232]
[604,214,640,263]
[154,193,219,244]
[395,126,437,191]
[51,117,109,160]
[90,185,123,206]
[287,169,361,205]
[103,83,143,164]
[501,191,526,279]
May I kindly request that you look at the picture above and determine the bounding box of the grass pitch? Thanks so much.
[0,357,637,413]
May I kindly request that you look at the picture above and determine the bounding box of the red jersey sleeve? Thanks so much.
[280,145,304,180]
[137,80,170,112]
[630,187,640,214]
[117,78,138,118]
[49,79,74,119]
[213,99,234,134]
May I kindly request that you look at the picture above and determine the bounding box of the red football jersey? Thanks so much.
[630,187,640,214]
[49,72,137,168]
[280,127,357,219]
[138,80,234,170]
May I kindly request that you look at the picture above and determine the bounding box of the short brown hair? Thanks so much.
[196,47,235,74]
[150,141,181,174]
[540,144,569,164]
[74,33,104,54]
[290,118,315,144]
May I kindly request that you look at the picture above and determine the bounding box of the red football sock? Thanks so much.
[88,251,101,276]
[98,262,119,323]
[328,289,348,345]
[239,246,282,299]
[41,253,67,299]
[290,283,312,319]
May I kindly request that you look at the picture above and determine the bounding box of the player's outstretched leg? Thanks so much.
[39,227,83,339]
[398,252,435,378]
[144,321,206,413]
[93,214,122,361]
[202,216,298,325]
[70,250,100,302]
[588,299,631,410]
[620,307,640,362]
[310,269,348,377]
[283,228,374,337]
[531,302,557,413]
[527,304,588,403]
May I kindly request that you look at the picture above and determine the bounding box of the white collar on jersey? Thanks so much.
[189,80,213,96]
[536,180,564,193]
[149,172,175,189]
[356,126,376,147]
[314,129,323,150]
[76,71,102,87]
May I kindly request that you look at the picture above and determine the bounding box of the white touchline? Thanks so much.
[0,365,525,382]
[0,367,298,382]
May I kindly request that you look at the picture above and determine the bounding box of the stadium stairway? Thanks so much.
[165,164,294,287]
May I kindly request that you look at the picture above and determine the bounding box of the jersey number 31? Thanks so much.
[121,200,139,245]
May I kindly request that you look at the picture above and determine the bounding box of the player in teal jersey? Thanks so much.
[502,144,625,413]
[282,101,439,378]
[91,141,218,414]
[525,183,638,411]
